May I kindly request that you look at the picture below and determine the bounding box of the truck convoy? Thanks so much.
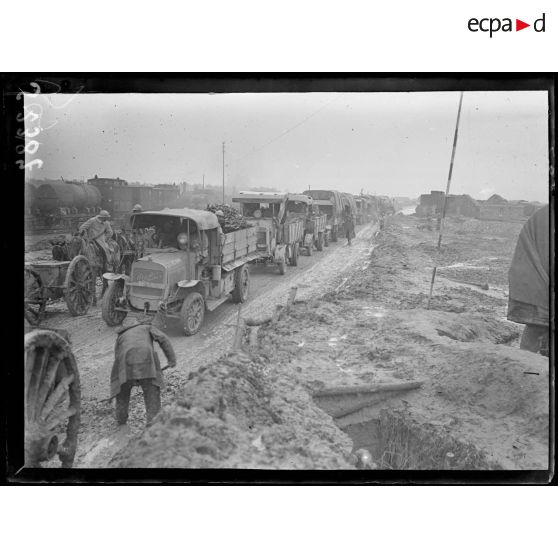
[232,192,304,274]
[101,208,258,335]
[29,187,392,333]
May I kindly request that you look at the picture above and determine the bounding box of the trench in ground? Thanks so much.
[321,403,496,470]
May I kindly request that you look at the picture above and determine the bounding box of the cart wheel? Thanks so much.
[290,244,298,267]
[231,265,250,303]
[316,232,324,252]
[24,330,80,467]
[64,255,94,316]
[278,260,287,275]
[24,268,46,325]
[181,292,205,335]
[102,280,127,326]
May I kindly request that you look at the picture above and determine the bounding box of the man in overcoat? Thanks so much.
[111,319,176,425]
[79,209,114,264]
[507,204,550,356]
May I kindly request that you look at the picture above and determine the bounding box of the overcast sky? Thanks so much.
[27,90,549,202]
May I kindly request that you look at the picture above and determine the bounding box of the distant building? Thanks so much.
[87,175,128,187]
[415,189,537,221]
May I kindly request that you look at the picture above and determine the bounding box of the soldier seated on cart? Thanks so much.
[78,209,115,266]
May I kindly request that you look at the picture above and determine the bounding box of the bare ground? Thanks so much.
[30,215,550,470]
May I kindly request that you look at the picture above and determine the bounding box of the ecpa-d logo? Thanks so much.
[468,13,546,37]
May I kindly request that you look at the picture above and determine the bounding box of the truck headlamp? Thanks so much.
[177,232,189,249]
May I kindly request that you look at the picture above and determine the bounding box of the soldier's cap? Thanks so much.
[132,204,143,212]
[99,210,111,218]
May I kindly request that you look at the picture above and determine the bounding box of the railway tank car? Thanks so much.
[34,181,102,212]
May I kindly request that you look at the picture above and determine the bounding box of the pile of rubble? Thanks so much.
[111,351,354,469]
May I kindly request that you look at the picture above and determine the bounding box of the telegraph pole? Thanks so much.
[427,91,464,309]
[222,141,225,203]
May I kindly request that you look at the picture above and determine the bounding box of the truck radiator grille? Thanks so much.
[131,286,163,297]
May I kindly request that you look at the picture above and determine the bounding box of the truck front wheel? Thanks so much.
[231,265,250,303]
[101,280,127,326]
[290,244,298,266]
[180,292,205,336]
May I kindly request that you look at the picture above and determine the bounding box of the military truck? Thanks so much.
[101,208,257,335]
[354,196,366,225]
[285,194,328,254]
[232,192,304,274]
[302,189,344,242]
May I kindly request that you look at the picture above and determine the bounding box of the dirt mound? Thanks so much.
[111,352,354,469]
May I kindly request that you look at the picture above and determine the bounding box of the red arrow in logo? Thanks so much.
[516,19,530,31]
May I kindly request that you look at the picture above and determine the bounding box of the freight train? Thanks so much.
[24,176,180,234]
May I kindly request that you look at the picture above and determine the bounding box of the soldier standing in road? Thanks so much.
[343,206,355,246]
[110,318,176,426]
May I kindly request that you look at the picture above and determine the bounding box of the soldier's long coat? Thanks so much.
[110,323,176,397]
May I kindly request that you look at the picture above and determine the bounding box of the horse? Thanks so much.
[67,234,121,306]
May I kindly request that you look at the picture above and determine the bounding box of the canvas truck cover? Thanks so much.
[507,205,550,326]
[131,208,219,230]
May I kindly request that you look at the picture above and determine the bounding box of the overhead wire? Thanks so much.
[227,93,344,166]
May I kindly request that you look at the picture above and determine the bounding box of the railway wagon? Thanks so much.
[26,181,103,233]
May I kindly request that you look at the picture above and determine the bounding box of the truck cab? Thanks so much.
[101,208,257,335]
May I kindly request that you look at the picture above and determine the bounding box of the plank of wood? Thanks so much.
[313,381,423,398]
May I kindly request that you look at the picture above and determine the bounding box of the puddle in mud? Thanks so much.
[439,262,490,271]
[362,306,387,318]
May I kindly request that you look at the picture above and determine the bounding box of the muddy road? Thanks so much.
[32,222,378,466]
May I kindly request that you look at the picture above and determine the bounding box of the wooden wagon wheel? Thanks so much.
[24,330,81,467]
[64,255,94,316]
[24,267,46,325]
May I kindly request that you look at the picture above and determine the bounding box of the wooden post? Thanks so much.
[286,286,298,310]
[427,91,464,309]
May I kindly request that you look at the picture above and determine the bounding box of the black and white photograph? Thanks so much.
[10,76,552,476]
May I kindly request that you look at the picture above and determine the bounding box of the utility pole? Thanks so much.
[427,91,464,309]
[222,141,225,203]
[202,174,205,190]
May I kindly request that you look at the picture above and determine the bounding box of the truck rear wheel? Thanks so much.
[316,232,324,251]
[290,244,298,267]
[181,292,205,336]
[101,281,127,326]
[231,265,250,303]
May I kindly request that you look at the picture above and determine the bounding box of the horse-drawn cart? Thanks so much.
[24,255,94,325]
[24,327,81,467]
